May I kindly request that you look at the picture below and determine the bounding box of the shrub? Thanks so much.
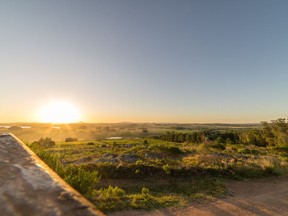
[141,187,150,196]
[30,137,55,149]
[64,165,100,195]
[97,186,126,199]
[251,149,260,155]
[65,137,78,142]
[93,186,128,212]
[167,146,184,154]
[210,143,226,150]
[162,164,171,175]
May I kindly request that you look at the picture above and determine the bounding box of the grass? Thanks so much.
[29,145,100,196]
[25,128,288,213]
[90,186,180,212]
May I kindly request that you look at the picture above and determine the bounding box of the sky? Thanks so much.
[1,0,288,123]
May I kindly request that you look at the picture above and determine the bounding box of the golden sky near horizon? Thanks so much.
[1,1,288,124]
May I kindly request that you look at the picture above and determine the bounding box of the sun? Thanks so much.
[39,101,80,123]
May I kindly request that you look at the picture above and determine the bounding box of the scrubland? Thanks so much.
[1,120,288,213]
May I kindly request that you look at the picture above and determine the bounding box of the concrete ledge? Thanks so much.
[0,133,105,216]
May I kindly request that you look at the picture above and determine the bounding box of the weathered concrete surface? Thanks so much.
[0,133,105,216]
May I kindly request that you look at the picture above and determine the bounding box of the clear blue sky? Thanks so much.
[1,0,288,123]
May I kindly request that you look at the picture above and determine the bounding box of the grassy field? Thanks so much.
[0,122,259,143]
[1,122,287,213]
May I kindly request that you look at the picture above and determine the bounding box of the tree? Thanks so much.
[255,118,288,147]
[31,137,55,149]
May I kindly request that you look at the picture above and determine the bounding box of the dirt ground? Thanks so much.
[109,175,288,216]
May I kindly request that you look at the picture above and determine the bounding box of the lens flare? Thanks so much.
[39,101,80,123]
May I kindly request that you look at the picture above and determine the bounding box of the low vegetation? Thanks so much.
[22,118,288,213]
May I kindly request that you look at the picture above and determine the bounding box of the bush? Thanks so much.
[30,137,55,149]
[210,143,226,150]
[92,186,128,212]
[251,149,260,155]
[162,164,171,175]
[64,165,100,195]
[141,187,150,196]
[65,137,78,142]
[96,186,126,199]
[167,146,184,154]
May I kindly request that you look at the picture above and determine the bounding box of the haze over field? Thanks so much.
[1,0,288,123]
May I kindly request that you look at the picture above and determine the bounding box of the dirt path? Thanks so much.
[109,176,288,216]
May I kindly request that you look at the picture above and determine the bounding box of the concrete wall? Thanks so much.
[0,134,105,216]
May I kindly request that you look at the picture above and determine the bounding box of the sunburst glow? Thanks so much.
[39,101,80,123]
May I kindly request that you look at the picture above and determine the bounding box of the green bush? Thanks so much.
[30,137,55,149]
[96,186,126,199]
[93,186,128,212]
[251,149,260,155]
[141,187,150,195]
[64,165,100,195]
[162,164,171,175]
[167,146,184,154]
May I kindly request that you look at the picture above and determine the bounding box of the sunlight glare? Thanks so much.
[40,101,80,123]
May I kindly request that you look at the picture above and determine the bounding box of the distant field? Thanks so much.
[0,122,260,143]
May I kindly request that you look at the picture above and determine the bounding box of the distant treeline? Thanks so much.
[158,130,239,144]
[158,118,288,147]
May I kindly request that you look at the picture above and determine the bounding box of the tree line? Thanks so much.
[158,118,288,147]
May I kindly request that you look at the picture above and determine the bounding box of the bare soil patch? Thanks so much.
[109,176,288,216]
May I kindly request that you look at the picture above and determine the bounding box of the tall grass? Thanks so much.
[29,145,100,196]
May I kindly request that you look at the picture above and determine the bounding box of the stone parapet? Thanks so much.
[0,134,105,216]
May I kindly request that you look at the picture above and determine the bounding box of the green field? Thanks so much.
[1,121,288,213]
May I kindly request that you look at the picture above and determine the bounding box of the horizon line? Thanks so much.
[0,121,261,125]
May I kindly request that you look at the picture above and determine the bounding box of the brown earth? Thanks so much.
[109,175,288,216]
